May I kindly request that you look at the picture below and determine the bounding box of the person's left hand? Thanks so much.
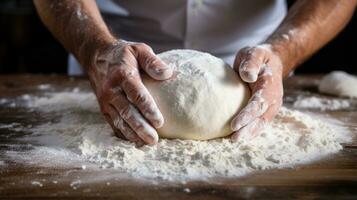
[230,44,284,141]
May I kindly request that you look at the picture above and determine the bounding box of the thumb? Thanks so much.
[234,47,265,83]
[135,44,173,80]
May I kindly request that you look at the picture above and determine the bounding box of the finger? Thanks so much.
[110,92,159,145]
[105,111,146,147]
[113,65,164,128]
[231,118,265,142]
[235,47,265,83]
[230,89,269,131]
[103,113,125,140]
[260,100,282,122]
[105,105,143,143]
[133,43,173,80]
[231,99,281,142]
[233,47,249,73]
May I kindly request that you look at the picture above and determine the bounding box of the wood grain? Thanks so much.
[0,74,356,200]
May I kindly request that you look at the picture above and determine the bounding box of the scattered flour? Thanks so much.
[31,181,43,187]
[24,91,98,112]
[7,91,352,182]
[37,84,52,90]
[293,96,352,111]
[0,98,9,104]
[0,122,25,132]
[70,180,82,190]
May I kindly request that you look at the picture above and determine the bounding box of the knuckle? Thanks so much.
[122,132,136,141]
[246,47,256,55]
[118,68,139,86]
[121,45,132,54]
[119,74,133,86]
[97,89,112,103]
[134,123,146,134]
[144,58,158,70]
[264,75,273,82]
[113,117,124,129]
[136,43,151,50]
[119,105,132,119]
[255,46,265,53]
[237,48,249,60]
[120,65,138,76]
[131,43,151,53]
[131,91,149,106]
[240,46,251,54]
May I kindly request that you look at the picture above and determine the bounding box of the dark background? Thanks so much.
[0,1,356,74]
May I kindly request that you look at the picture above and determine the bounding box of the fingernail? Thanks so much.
[145,134,158,146]
[239,60,248,71]
[151,112,164,128]
[149,65,173,80]
[231,121,242,132]
[145,109,164,128]
[241,70,258,83]
[139,126,159,145]
[153,68,172,80]
[153,118,164,128]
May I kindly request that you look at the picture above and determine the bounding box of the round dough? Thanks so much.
[142,50,250,140]
[318,71,357,98]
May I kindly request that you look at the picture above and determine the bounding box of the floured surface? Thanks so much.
[293,96,354,111]
[2,90,351,182]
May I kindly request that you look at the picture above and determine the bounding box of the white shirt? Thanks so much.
[68,0,287,75]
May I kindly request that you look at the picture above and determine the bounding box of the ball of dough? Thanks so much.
[142,50,250,140]
[318,71,357,98]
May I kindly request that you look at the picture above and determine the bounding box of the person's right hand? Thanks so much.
[86,40,173,145]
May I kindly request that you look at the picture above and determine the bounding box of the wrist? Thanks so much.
[77,34,118,74]
[263,39,295,77]
[251,43,284,79]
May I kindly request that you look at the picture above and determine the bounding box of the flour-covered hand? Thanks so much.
[87,40,173,145]
[231,45,284,141]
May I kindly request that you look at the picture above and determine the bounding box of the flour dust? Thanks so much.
[5,89,352,182]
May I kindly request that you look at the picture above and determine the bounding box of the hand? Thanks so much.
[231,44,284,141]
[86,40,173,145]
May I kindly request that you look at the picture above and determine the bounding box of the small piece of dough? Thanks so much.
[142,49,250,140]
[318,71,357,98]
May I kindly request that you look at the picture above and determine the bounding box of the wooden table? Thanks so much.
[0,74,356,200]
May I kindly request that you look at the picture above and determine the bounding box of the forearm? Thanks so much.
[265,0,356,77]
[33,0,116,70]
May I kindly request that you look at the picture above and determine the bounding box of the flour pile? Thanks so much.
[293,96,353,111]
[12,90,351,181]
